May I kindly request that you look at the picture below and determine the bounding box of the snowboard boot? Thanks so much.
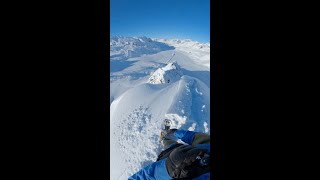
[160,119,178,148]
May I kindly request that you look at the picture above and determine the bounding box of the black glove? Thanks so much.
[165,145,210,179]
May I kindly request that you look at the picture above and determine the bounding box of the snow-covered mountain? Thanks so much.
[154,38,210,69]
[110,36,210,180]
[110,36,174,60]
[153,38,210,51]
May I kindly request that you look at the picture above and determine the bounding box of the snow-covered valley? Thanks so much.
[110,36,210,180]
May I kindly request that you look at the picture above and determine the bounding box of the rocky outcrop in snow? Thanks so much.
[148,62,183,84]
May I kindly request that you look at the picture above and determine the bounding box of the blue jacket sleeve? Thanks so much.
[173,129,196,145]
[128,158,172,180]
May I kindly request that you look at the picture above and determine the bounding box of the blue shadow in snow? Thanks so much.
[181,69,210,88]
[110,59,138,72]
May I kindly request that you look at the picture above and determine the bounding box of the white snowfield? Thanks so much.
[110,36,210,180]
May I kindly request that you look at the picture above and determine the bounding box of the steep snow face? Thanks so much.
[110,36,210,180]
[148,62,183,84]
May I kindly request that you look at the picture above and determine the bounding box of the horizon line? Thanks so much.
[110,35,210,44]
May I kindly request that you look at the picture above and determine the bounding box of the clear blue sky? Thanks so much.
[110,0,210,43]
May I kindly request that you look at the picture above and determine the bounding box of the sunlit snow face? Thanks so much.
[148,62,183,84]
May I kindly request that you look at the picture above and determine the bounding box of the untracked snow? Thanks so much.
[110,36,210,180]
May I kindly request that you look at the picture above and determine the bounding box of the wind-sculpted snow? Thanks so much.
[110,36,210,180]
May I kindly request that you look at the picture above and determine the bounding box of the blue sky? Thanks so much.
[110,0,210,43]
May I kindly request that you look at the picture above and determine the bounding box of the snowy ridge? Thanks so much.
[110,36,210,180]
[148,62,183,84]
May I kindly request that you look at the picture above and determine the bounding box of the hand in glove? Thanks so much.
[165,145,210,179]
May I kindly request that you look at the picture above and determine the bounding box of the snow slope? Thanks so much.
[110,36,210,180]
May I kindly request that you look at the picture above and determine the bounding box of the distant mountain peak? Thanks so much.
[153,38,210,51]
[110,36,175,60]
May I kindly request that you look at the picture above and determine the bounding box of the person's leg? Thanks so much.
[191,132,210,146]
